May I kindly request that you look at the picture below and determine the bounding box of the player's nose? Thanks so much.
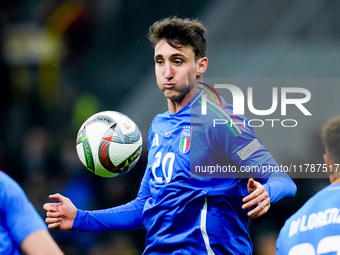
[164,63,174,80]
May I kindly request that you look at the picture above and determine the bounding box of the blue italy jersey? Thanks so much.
[276,183,340,255]
[73,89,296,254]
[0,171,47,254]
[140,90,295,254]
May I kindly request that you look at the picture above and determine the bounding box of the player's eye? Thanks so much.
[173,59,183,65]
[155,59,164,65]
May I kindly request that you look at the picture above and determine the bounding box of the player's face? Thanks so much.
[154,39,202,103]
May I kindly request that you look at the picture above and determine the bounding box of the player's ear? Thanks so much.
[196,57,208,77]
[323,153,333,174]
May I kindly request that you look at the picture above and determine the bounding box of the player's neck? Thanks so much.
[168,86,200,114]
[330,177,340,184]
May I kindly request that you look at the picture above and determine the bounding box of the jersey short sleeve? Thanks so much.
[0,171,47,254]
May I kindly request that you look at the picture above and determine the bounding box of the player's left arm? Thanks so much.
[214,112,297,218]
[240,161,297,218]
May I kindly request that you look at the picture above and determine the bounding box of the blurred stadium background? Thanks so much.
[1,0,340,254]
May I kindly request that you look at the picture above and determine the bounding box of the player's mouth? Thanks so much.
[163,83,175,89]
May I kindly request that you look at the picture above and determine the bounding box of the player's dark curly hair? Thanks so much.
[322,114,340,164]
[148,16,207,61]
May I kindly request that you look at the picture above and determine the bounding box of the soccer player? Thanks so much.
[0,170,64,255]
[276,114,340,255]
[44,17,296,254]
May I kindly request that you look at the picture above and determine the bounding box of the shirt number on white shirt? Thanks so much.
[151,152,175,183]
[288,235,340,255]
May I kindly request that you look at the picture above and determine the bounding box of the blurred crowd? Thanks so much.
[0,0,149,254]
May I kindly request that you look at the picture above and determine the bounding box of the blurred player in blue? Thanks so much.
[44,17,296,254]
[276,114,340,255]
[0,170,63,255]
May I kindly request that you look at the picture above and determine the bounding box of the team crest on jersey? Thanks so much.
[179,127,191,154]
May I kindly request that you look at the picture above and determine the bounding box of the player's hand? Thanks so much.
[242,178,270,219]
[43,193,77,231]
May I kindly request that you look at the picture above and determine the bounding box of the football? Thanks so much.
[76,111,142,177]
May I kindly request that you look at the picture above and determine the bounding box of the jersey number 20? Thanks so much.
[151,152,175,183]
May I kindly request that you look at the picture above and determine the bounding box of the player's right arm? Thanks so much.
[44,179,150,232]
